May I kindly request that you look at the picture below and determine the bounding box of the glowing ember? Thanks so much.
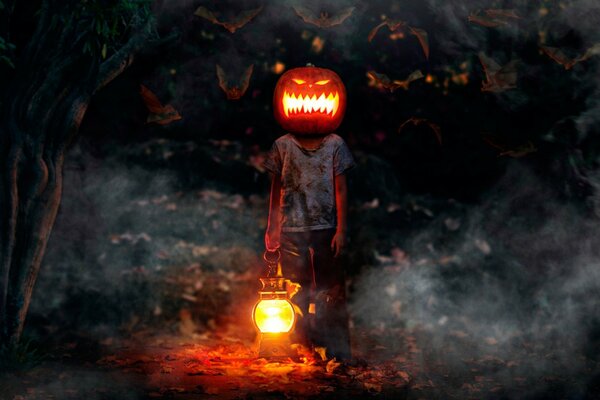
[254,299,295,333]
[281,91,340,117]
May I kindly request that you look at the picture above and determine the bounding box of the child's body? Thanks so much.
[263,132,355,360]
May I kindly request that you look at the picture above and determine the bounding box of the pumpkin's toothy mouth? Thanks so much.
[282,91,340,117]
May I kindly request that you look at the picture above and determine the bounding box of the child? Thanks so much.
[262,131,355,360]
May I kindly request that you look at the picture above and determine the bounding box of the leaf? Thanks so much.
[485,337,498,345]
[285,280,301,299]
[314,346,327,361]
[397,370,410,382]
[160,365,174,373]
[0,55,14,68]
[364,382,383,392]
[204,386,219,395]
[474,239,491,255]
[101,43,107,59]
[326,358,341,374]
[292,303,304,317]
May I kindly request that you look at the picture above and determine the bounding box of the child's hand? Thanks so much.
[331,230,346,257]
[265,228,280,251]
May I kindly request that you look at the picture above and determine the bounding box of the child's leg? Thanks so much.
[280,231,314,347]
[309,229,352,360]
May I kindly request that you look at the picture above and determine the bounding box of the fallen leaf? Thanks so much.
[485,337,498,345]
[364,382,383,392]
[326,358,341,374]
[314,347,327,361]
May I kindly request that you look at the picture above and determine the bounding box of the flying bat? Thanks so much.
[399,117,442,146]
[139,85,182,125]
[478,52,518,92]
[216,64,254,100]
[194,5,263,33]
[484,9,521,20]
[468,13,508,28]
[368,18,406,42]
[367,70,424,92]
[483,135,537,158]
[292,5,355,28]
[468,9,521,28]
[368,18,429,59]
[540,44,600,70]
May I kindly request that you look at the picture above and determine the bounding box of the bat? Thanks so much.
[139,85,182,125]
[367,70,424,92]
[368,18,429,59]
[398,117,442,146]
[484,9,521,20]
[478,52,518,92]
[408,26,430,59]
[468,9,520,28]
[368,18,406,42]
[468,13,508,28]
[540,44,600,70]
[216,64,254,100]
[483,135,537,158]
[292,5,355,28]
[194,5,263,33]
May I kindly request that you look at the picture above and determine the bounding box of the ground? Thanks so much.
[1,141,599,399]
[2,317,596,399]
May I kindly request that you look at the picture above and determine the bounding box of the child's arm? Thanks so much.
[265,173,282,251]
[331,173,348,257]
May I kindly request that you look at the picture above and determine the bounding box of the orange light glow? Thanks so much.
[271,62,286,75]
[253,299,295,333]
[389,32,405,40]
[311,36,325,53]
[281,91,340,117]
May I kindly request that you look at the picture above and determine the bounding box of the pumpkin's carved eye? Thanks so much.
[315,80,330,85]
[292,79,306,84]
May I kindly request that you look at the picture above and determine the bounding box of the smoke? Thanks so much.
[349,162,600,395]
[16,0,600,397]
[30,141,265,340]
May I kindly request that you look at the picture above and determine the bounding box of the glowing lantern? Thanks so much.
[254,298,295,333]
[253,251,297,358]
[273,64,347,134]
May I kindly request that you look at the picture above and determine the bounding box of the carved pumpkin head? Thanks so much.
[273,65,346,134]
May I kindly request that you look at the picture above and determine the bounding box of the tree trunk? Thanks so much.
[0,95,88,344]
[1,146,65,344]
[0,4,169,346]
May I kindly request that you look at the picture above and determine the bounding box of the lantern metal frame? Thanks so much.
[253,250,297,359]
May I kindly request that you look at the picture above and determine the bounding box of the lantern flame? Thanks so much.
[253,299,295,333]
[282,91,340,118]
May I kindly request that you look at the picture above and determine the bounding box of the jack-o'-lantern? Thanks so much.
[273,65,346,134]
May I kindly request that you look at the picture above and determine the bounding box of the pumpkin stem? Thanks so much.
[306,63,315,67]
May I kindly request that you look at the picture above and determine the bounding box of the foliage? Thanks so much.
[0,0,15,67]
[0,35,14,67]
[0,338,46,373]
[49,0,153,59]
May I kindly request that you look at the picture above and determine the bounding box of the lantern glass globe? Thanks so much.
[253,299,295,333]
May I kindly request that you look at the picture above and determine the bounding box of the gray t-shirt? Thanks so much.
[263,133,356,232]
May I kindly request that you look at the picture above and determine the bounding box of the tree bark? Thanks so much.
[0,3,171,345]
[0,89,90,344]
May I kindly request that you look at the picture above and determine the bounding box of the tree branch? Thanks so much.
[95,19,178,94]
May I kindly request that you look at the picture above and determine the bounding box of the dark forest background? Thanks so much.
[2,0,600,398]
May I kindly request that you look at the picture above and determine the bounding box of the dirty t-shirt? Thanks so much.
[263,133,356,232]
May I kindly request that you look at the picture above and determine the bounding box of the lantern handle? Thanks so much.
[263,249,280,277]
[263,249,280,264]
